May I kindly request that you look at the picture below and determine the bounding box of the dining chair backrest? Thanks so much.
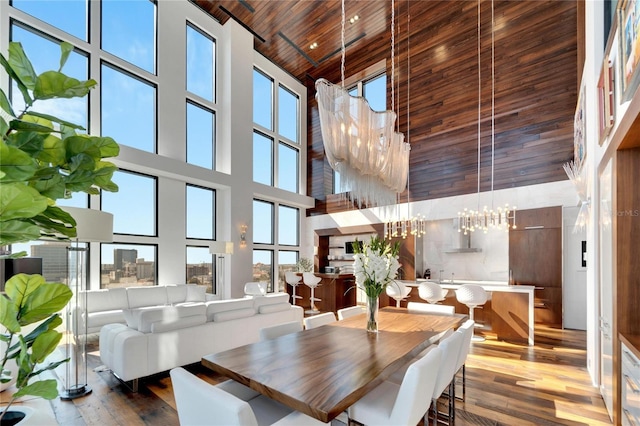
[303,312,337,329]
[455,319,475,371]
[170,367,259,426]
[407,301,455,315]
[337,305,364,320]
[390,345,442,425]
[302,272,322,287]
[259,321,303,341]
[432,329,465,399]
[418,281,448,304]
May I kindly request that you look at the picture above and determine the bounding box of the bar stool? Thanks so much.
[386,281,411,307]
[418,281,449,304]
[284,271,303,305]
[302,272,322,315]
[455,284,488,342]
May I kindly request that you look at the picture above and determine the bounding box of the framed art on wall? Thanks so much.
[574,82,586,169]
[619,0,640,101]
[598,57,615,145]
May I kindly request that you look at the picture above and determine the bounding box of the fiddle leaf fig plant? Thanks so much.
[0,274,73,421]
[0,40,120,248]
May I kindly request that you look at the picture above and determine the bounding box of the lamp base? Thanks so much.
[60,384,92,400]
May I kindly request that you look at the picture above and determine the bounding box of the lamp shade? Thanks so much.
[209,241,234,255]
[61,207,113,243]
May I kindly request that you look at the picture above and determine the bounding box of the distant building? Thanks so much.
[114,249,137,271]
[31,243,69,283]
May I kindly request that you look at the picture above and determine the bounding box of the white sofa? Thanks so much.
[99,292,303,391]
[77,284,214,335]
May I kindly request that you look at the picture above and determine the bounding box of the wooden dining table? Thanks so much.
[201,307,467,422]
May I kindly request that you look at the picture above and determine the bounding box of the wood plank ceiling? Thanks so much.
[193,0,578,216]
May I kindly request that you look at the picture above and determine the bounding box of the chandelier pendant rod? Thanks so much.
[476,0,482,214]
[491,0,496,209]
[341,0,345,88]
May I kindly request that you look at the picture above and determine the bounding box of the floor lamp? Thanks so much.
[60,207,113,400]
[209,241,233,297]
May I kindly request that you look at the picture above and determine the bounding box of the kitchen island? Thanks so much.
[400,279,536,345]
[287,273,356,314]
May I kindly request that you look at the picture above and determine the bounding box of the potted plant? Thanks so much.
[0,274,72,424]
[0,41,120,424]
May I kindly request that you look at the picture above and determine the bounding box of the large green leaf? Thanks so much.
[58,42,73,72]
[4,275,71,326]
[34,71,97,100]
[9,119,55,133]
[13,379,59,400]
[32,174,65,199]
[30,330,62,363]
[0,88,15,117]
[0,295,20,333]
[65,135,101,160]
[0,219,41,246]
[0,52,33,106]
[0,142,37,182]
[7,128,46,158]
[27,111,84,130]
[0,115,8,137]
[0,183,48,221]
[90,136,120,158]
[29,207,77,240]
[8,42,37,91]
[92,161,119,192]
[37,134,66,165]
[68,152,96,172]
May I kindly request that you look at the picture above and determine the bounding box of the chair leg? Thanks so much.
[292,285,296,305]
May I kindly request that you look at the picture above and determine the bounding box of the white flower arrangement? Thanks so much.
[352,236,401,299]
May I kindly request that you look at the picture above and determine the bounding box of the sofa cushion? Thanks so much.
[127,286,168,309]
[252,293,290,311]
[166,285,188,305]
[186,284,206,302]
[258,303,291,314]
[87,310,126,329]
[205,298,254,321]
[87,288,128,312]
[151,315,207,333]
[212,308,255,322]
[123,306,165,329]
[138,304,207,333]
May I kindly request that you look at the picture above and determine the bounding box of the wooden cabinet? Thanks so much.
[509,206,562,327]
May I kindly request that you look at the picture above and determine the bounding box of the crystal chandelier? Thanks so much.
[458,0,516,235]
[316,0,410,208]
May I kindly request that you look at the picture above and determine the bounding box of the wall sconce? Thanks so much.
[240,225,247,247]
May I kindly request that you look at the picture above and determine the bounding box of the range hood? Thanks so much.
[445,219,482,253]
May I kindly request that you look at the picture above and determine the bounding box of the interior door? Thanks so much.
[599,159,614,421]
[563,206,587,330]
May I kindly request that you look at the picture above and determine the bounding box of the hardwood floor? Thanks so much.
[45,326,610,426]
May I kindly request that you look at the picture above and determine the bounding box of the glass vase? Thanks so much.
[366,295,379,333]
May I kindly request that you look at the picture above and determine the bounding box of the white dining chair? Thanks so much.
[302,272,322,315]
[454,319,475,401]
[337,305,364,320]
[430,330,465,426]
[303,312,336,329]
[259,321,303,341]
[386,281,412,307]
[284,271,302,305]
[347,346,442,426]
[418,281,449,304]
[170,367,329,426]
[407,301,455,315]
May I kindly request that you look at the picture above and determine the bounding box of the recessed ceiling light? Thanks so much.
[310,42,318,50]
[349,15,359,24]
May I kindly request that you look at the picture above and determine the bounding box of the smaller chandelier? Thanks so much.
[458,205,517,235]
[384,214,426,240]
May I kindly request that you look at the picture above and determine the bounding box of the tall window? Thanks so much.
[186,185,215,240]
[186,23,216,169]
[101,170,157,236]
[253,68,301,193]
[101,243,157,288]
[186,246,214,294]
[12,0,88,41]
[334,72,386,194]
[101,0,156,74]
[253,200,300,292]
